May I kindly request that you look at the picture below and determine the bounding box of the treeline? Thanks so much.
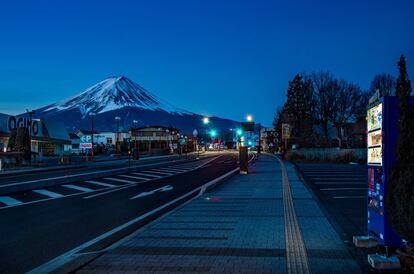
[273,71,396,148]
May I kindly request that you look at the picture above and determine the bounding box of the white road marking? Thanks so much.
[142,170,175,176]
[157,167,189,172]
[0,196,23,206]
[104,177,137,184]
[118,174,150,181]
[84,180,116,188]
[62,184,94,192]
[321,187,366,191]
[33,189,64,198]
[132,172,162,178]
[332,196,366,199]
[83,185,133,199]
[130,185,174,199]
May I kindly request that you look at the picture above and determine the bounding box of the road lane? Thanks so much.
[0,153,238,274]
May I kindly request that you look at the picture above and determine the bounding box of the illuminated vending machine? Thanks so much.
[366,96,414,247]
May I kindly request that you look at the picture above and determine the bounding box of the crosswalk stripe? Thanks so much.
[104,177,137,184]
[119,174,150,181]
[84,180,116,188]
[143,170,175,176]
[62,184,94,192]
[157,167,188,172]
[33,189,64,198]
[0,196,23,206]
[132,172,162,178]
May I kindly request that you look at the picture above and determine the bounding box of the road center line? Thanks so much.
[132,172,162,178]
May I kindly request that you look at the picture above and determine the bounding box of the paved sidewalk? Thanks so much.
[77,154,362,273]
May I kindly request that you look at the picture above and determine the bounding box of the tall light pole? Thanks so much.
[115,116,121,153]
[203,117,209,151]
[26,109,33,165]
[133,119,138,159]
[90,112,96,161]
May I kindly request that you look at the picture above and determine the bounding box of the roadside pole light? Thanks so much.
[133,120,138,159]
[246,115,253,122]
[89,112,96,161]
[203,117,209,125]
[115,116,121,153]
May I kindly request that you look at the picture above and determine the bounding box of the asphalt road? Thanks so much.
[0,152,238,274]
[0,153,205,186]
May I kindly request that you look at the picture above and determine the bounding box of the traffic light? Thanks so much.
[210,130,217,137]
[236,128,243,136]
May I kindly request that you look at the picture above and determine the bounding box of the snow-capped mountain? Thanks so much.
[34,76,239,133]
[42,76,191,118]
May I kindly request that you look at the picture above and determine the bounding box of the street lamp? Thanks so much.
[246,115,253,122]
[133,119,138,159]
[89,112,96,161]
[115,116,121,153]
[202,117,210,151]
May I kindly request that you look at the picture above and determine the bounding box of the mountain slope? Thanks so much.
[34,76,239,133]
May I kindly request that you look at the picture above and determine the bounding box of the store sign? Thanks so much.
[80,135,92,149]
[282,123,291,140]
[1,115,41,136]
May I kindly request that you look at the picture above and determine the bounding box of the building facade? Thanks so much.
[0,113,71,155]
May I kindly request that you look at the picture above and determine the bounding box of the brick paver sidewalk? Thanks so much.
[77,154,362,273]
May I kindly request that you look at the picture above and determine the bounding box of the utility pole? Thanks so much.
[115,116,121,153]
[26,109,33,165]
[90,112,96,161]
[258,122,261,154]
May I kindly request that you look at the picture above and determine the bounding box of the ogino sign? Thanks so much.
[0,115,42,136]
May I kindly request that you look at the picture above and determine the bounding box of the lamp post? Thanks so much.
[26,109,33,165]
[133,120,138,159]
[115,116,121,153]
[90,112,96,161]
[203,117,209,151]
[165,129,170,154]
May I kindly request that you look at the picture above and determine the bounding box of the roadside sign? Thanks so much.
[241,122,254,131]
[193,129,198,137]
[282,123,291,140]
[80,135,92,149]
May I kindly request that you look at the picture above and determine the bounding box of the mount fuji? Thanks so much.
[33,76,239,133]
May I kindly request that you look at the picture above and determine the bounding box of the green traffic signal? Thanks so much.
[236,128,243,136]
[210,130,217,137]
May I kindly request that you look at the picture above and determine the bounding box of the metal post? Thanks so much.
[91,114,94,161]
[27,110,33,165]
[258,122,261,154]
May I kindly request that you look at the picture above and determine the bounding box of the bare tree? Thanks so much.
[369,73,395,97]
[310,71,337,140]
[331,80,366,147]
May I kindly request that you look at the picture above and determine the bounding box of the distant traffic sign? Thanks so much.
[241,122,254,131]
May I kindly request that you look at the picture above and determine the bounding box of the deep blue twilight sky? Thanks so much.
[0,0,413,126]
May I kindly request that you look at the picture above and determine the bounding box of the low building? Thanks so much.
[0,113,71,155]
[131,126,179,153]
